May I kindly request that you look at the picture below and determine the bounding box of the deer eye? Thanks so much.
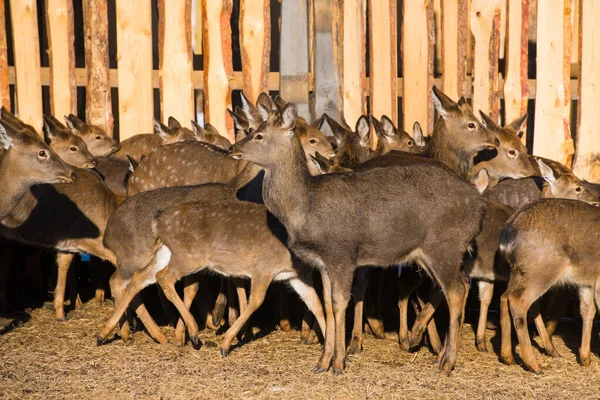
[508,149,517,156]
[38,150,48,158]
[95,136,102,140]
[467,122,476,130]
[309,139,317,145]
[407,140,413,146]
[70,147,78,152]
[254,133,264,141]
[576,187,583,192]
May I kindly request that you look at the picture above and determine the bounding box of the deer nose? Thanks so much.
[91,158,98,167]
[494,138,500,147]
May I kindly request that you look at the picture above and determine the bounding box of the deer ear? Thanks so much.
[274,95,287,111]
[310,152,333,175]
[227,108,249,131]
[154,119,172,140]
[380,115,396,138]
[537,158,557,185]
[126,154,139,172]
[412,122,426,147]
[257,92,276,111]
[508,113,528,138]
[431,86,457,119]
[280,103,298,132]
[240,92,256,114]
[64,115,81,135]
[355,116,370,146]
[472,168,490,194]
[257,104,270,122]
[168,116,181,129]
[478,110,498,130]
[0,122,12,150]
[191,120,206,139]
[43,118,54,144]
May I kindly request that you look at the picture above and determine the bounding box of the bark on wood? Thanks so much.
[0,0,10,109]
[342,0,366,127]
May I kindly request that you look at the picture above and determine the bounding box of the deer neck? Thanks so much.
[262,137,312,230]
[0,159,32,219]
[231,160,262,190]
[427,120,474,181]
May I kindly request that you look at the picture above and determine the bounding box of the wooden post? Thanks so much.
[402,0,434,134]
[239,0,271,104]
[203,0,234,141]
[46,0,77,118]
[313,0,342,124]
[0,0,10,109]
[441,0,468,101]
[572,0,600,181]
[10,0,43,133]
[503,0,528,142]
[342,0,367,127]
[280,0,310,121]
[470,0,502,120]
[83,0,113,136]
[158,0,194,127]
[369,0,397,124]
[533,0,573,166]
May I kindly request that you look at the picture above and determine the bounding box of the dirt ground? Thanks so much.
[1,300,600,400]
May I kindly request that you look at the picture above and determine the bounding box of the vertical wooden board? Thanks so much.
[159,0,194,127]
[403,0,434,134]
[203,0,234,141]
[504,0,528,138]
[192,0,203,54]
[533,0,572,165]
[470,0,501,120]
[116,0,154,139]
[369,0,397,124]
[280,0,310,121]
[434,0,442,76]
[10,0,43,133]
[499,0,507,59]
[573,0,600,181]
[313,0,342,123]
[441,0,468,103]
[46,0,77,118]
[83,0,113,136]
[239,0,271,104]
[0,0,10,109]
[342,0,366,127]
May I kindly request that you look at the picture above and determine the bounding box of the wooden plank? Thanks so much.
[280,0,310,120]
[116,0,154,140]
[203,0,234,141]
[83,0,113,136]
[402,0,434,134]
[441,0,468,103]
[470,0,501,120]
[158,0,194,127]
[46,0,77,118]
[192,0,203,55]
[239,0,271,103]
[313,0,342,124]
[499,0,507,60]
[369,0,397,124]
[572,0,600,181]
[434,0,442,76]
[0,0,10,109]
[533,0,573,166]
[504,0,529,142]
[10,0,43,133]
[342,0,367,126]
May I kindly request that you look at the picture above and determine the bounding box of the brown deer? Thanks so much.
[43,115,97,169]
[63,114,119,157]
[370,115,426,155]
[0,120,75,221]
[191,121,232,150]
[230,102,485,375]
[498,172,600,373]
[98,199,327,355]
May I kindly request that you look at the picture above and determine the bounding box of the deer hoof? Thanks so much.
[211,315,222,328]
[332,368,343,376]
[476,341,488,353]
[189,335,201,350]
[96,335,104,346]
[58,316,68,323]
[220,348,229,358]
[204,340,218,348]
[311,365,327,374]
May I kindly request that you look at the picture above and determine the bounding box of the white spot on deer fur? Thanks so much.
[149,171,153,177]
[162,157,167,161]
[143,245,172,286]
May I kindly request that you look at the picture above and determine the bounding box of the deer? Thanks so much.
[63,114,119,157]
[42,116,97,169]
[191,121,232,150]
[97,198,327,356]
[498,173,600,374]
[0,114,118,321]
[230,101,486,375]
[0,120,75,221]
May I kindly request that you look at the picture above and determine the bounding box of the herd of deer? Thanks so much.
[1,86,600,376]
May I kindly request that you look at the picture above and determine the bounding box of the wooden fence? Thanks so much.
[1,0,600,181]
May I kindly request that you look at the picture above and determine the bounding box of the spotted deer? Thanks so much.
[63,114,119,157]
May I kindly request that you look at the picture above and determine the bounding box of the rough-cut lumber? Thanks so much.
[313,0,342,124]
[369,0,397,124]
[402,0,434,134]
[116,0,154,140]
[499,0,507,59]
[239,0,271,104]
[158,0,194,127]
[434,0,442,76]
[342,0,367,127]
[280,0,310,121]
[470,0,501,120]
[83,0,113,136]
[572,0,599,181]
[203,0,234,142]
[504,0,529,142]
[10,0,43,133]
[0,0,10,109]
[193,0,203,55]
[441,0,468,101]
[46,0,77,118]
[533,0,573,166]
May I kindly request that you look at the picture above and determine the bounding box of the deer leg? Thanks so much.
[408,287,444,349]
[544,288,571,337]
[438,273,469,375]
[227,279,240,327]
[66,255,83,309]
[330,270,354,375]
[54,252,75,321]
[278,284,292,332]
[578,286,595,367]
[156,285,178,327]
[499,289,515,365]
[156,266,201,349]
[288,277,326,339]
[129,295,167,344]
[397,269,426,350]
[348,267,368,355]
[531,301,560,357]
[174,277,201,346]
[90,257,106,304]
[211,276,228,328]
[415,291,443,354]
[508,284,543,374]
[234,278,249,339]
[476,280,494,352]
[108,270,132,344]
[365,269,385,339]
[220,275,271,356]
[194,275,219,331]
[313,270,335,374]
[301,311,317,344]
